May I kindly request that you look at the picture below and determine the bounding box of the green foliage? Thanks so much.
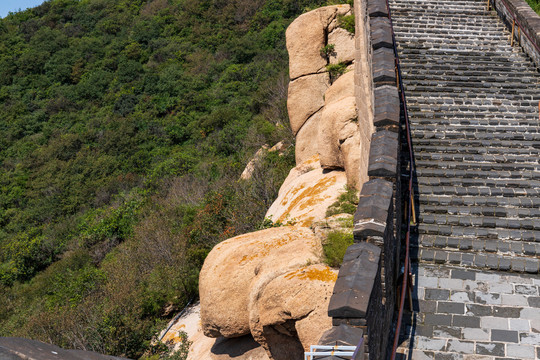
[323,231,353,267]
[526,0,540,13]
[338,14,355,34]
[0,0,310,355]
[319,43,336,59]
[325,62,348,82]
[326,186,359,217]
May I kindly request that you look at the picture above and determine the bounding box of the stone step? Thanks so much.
[417,175,540,189]
[411,247,540,273]
[418,223,540,242]
[419,212,540,231]
[411,138,540,150]
[415,153,539,166]
[413,144,540,155]
[417,234,540,258]
[417,183,540,198]
[418,193,540,209]
[418,203,540,219]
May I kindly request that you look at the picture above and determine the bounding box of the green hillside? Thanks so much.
[0,0,350,357]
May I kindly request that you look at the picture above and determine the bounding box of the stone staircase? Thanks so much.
[391,0,540,272]
[389,0,540,358]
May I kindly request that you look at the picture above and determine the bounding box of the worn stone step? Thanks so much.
[417,175,540,189]
[412,144,540,156]
[419,212,540,231]
[418,203,540,219]
[410,247,540,273]
[416,159,540,172]
[418,193,540,209]
[418,223,540,242]
[417,234,540,257]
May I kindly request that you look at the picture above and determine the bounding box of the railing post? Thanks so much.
[511,19,515,46]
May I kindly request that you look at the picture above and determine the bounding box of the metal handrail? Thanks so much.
[384,0,416,359]
[491,0,540,53]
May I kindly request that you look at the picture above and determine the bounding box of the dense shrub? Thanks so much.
[0,0,350,357]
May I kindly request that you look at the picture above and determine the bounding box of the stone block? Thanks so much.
[318,324,364,347]
[367,130,398,178]
[368,0,388,18]
[373,85,399,128]
[370,17,393,49]
[328,243,380,318]
[372,47,396,86]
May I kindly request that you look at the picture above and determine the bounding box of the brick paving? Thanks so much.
[388,0,540,358]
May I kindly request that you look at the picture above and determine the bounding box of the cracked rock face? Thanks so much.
[286,5,351,80]
[199,226,336,360]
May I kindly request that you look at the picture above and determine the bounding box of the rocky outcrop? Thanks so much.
[286,4,369,190]
[249,264,337,360]
[199,226,323,338]
[318,70,364,188]
[328,27,355,65]
[265,157,348,227]
[286,5,352,80]
[198,226,337,360]
[287,73,329,135]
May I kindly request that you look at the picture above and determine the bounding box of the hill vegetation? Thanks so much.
[0,0,351,357]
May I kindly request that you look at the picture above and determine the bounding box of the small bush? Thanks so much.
[319,44,336,59]
[323,231,353,267]
[338,14,355,34]
[325,62,348,82]
[326,186,359,217]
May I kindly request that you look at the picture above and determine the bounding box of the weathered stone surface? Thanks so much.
[368,0,389,18]
[353,179,393,241]
[0,338,126,360]
[286,5,351,80]
[324,70,355,104]
[319,94,357,170]
[328,27,355,65]
[372,47,396,86]
[370,17,393,49]
[295,111,321,165]
[328,243,381,318]
[250,264,337,360]
[367,130,398,178]
[188,332,270,360]
[353,179,393,238]
[200,227,323,338]
[373,85,399,128]
[266,159,348,227]
[240,145,269,180]
[288,73,330,135]
[319,324,364,347]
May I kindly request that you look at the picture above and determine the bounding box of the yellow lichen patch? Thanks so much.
[277,175,337,223]
[239,233,295,265]
[284,266,337,282]
[298,216,315,227]
[161,323,186,343]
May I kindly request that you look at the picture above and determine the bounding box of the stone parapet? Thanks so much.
[492,0,540,67]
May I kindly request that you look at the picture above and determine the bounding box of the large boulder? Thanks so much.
[286,5,351,80]
[317,69,365,188]
[295,111,321,165]
[265,159,348,227]
[188,332,270,360]
[287,73,330,135]
[249,264,337,360]
[199,227,323,339]
[328,27,355,65]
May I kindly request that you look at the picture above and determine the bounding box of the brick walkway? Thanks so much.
[389,0,540,358]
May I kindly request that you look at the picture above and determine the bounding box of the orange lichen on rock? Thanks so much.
[284,266,338,282]
[277,175,337,224]
[239,234,296,265]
